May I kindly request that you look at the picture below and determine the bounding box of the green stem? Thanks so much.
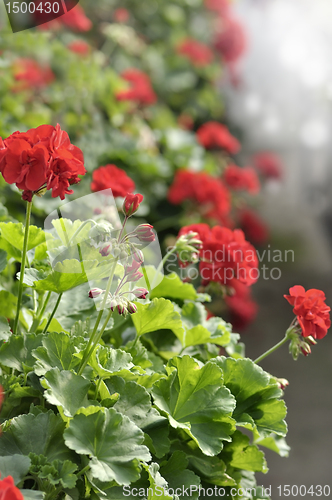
[77,258,118,376]
[29,291,52,333]
[13,201,32,334]
[42,293,63,333]
[68,219,97,246]
[254,335,289,364]
[77,464,90,477]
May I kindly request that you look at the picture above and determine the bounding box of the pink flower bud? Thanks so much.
[132,288,149,299]
[125,260,141,275]
[117,303,126,315]
[99,244,111,257]
[132,249,144,265]
[130,271,144,282]
[127,302,137,314]
[89,288,103,298]
[123,193,144,217]
[134,224,155,242]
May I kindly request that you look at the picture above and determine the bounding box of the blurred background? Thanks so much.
[1,0,332,495]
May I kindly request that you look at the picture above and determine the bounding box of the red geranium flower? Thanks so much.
[204,0,230,15]
[196,122,240,154]
[116,69,157,106]
[284,286,331,340]
[0,124,85,201]
[113,8,129,23]
[123,193,144,217]
[214,16,246,64]
[252,152,283,180]
[12,58,54,91]
[91,164,135,198]
[177,38,214,67]
[180,224,259,286]
[36,3,92,32]
[68,40,90,56]
[0,476,24,500]
[223,164,260,194]
[168,169,230,224]
[239,208,269,245]
[225,278,258,330]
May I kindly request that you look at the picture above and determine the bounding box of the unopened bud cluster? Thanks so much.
[287,325,317,360]
[175,231,203,268]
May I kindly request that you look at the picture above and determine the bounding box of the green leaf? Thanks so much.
[0,291,17,319]
[131,298,184,338]
[0,316,11,342]
[105,377,165,431]
[42,368,90,418]
[0,333,44,371]
[150,273,198,301]
[0,249,7,272]
[21,491,45,500]
[159,451,201,499]
[223,431,268,473]
[0,410,74,462]
[32,331,84,376]
[152,356,236,456]
[0,222,46,254]
[144,423,171,459]
[0,454,31,485]
[211,357,287,437]
[142,462,172,500]
[89,346,135,379]
[39,459,78,489]
[64,408,151,484]
[254,434,290,457]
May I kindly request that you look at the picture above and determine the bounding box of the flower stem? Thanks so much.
[77,258,118,376]
[77,464,90,477]
[42,293,63,333]
[13,201,32,334]
[29,291,52,333]
[254,335,289,364]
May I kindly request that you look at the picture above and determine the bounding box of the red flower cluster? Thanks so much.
[239,208,269,245]
[68,40,90,56]
[179,223,259,286]
[177,38,214,67]
[36,3,92,31]
[196,122,240,154]
[252,152,283,180]
[113,8,129,23]
[225,278,258,330]
[284,286,331,340]
[168,169,230,223]
[91,164,135,198]
[214,16,246,64]
[116,69,157,106]
[223,164,260,194]
[0,124,85,201]
[12,58,54,91]
[0,476,24,500]
[204,0,230,15]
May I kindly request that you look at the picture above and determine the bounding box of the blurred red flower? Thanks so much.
[36,3,92,32]
[223,164,260,194]
[68,40,90,55]
[214,16,246,64]
[177,38,214,67]
[196,122,240,154]
[225,278,258,330]
[0,124,85,201]
[252,151,283,180]
[179,224,259,286]
[0,476,24,500]
[239,208,269,245]
[284,286,331,340]
[12,58,54,91]
[116,69,157,106]
[204,0,230,15]
[91,164,135,197]
[168,169,231,223]
[113,8,129,23]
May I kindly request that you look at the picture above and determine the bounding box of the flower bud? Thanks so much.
[134,224,155,242]
[123,193,144,217]
[276,378,289,390]
[132,249,144,265]
[127,302,137,314]
[89,288,103,299]
[89,222,113,241]
[132,288,149,299]
[117,303,127,315]
[99,244,111,257]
